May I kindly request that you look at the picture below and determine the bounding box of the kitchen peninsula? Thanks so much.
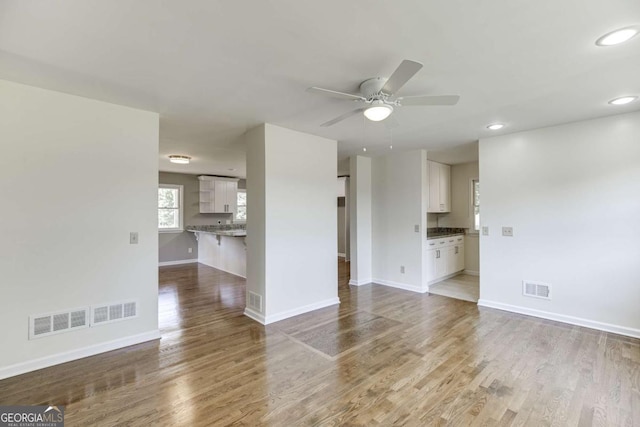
[187,224,246,278]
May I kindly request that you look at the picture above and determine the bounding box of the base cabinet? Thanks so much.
[426,235,464,284]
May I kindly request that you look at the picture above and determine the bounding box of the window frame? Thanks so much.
[236,188,247,221]
[158,184,184,233]
[471,178,480,233]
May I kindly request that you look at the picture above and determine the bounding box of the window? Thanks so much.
[472,179,480,232]
[236,189,247,220]
[158,184,183,232]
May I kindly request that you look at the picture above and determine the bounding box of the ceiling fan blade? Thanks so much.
[398,95,460,106]
[320,108,365,127]
[307,87,365,101]
[381,60,423,95]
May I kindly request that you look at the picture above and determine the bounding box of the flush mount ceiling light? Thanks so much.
[609,96,638,105]
[363,101,393,122]
[168,155,191,164]
[486,123,504,130]
[596,26,639,46]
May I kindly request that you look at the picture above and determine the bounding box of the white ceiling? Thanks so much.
[1,0,639,176]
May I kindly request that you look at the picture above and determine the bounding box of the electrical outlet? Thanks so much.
[400,266,405,274]
[482,226,489,236]
[188,247,193,254]
[129,232,139,244]
[414,224,420,233]
[502,226,513,237]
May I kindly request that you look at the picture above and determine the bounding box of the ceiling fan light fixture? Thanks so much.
[364,101,393,122]
[609,96,637,105]
[168,155,191,164]
[596,26,639,46]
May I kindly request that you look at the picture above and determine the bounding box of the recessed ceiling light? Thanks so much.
[363,147,367,152]
[363,101,393,122]
[596,26,639,46]
[486,123,504,130]
[168,155,191,164]
[609,96,638,105]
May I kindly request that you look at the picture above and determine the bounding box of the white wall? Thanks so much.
[438,162,479,230]
[349,156,372,285]
[245,125,267,318]
[464,234,480,275]
[438,161,480,273]
[371,150,428,292]
[479,111,640,337]
[0,79,160,378]
[245,124,338,324]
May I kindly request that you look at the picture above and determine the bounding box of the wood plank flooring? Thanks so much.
[1,260,638,426]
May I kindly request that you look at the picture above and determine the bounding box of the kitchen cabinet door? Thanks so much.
[426,249,438,282]
[428,161,440,212]
[435,248,448,278]
[213,180,227,213]
[427,161,451,213]
[226,180,238,217]
[439,163,451,212]
[454,244,465,272]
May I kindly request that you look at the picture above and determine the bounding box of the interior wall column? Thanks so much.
[349,155,372,285]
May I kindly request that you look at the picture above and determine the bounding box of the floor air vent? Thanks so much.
[248,292,263,312]
[29,307,89,339]
[523,281,551,300]
[92,301,138,326]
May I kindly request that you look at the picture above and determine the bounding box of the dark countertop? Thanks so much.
[427,227,466,239]
[186,224,246,237]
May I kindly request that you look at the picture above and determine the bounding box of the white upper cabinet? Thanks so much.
[198,176,239,215]
[427,160,451,213]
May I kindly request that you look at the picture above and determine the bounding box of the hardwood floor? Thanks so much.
[1,260,639,426]
[429,274,480,303]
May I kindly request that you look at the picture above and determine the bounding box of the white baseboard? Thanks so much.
[477,299,640,339]
[0,330,161,380]
[428,271,463,286]
[244,297,340,325]
[349,278,372,286]
[158,259,198,267]
[463,269,480,276]
[243,307,266,324]
[373,278,428,294]
[337,253,346,258]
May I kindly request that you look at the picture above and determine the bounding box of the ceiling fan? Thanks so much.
[307,59,459,127]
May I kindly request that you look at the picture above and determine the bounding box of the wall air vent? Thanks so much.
[523,281,551,300]
[29,307,89,340]
[247,292,263,312]
[91,301,138,326]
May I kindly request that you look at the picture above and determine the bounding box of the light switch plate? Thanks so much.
[414,224,420,233]
[482,226,489,236]
[130,232,139,244]
[502,227,513,237]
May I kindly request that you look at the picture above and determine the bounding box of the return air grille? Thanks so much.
[523,281,551,300]
[29,307,89,339]
[123,302,136,317]
[92,301,138,326]
[248,291,263,312]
